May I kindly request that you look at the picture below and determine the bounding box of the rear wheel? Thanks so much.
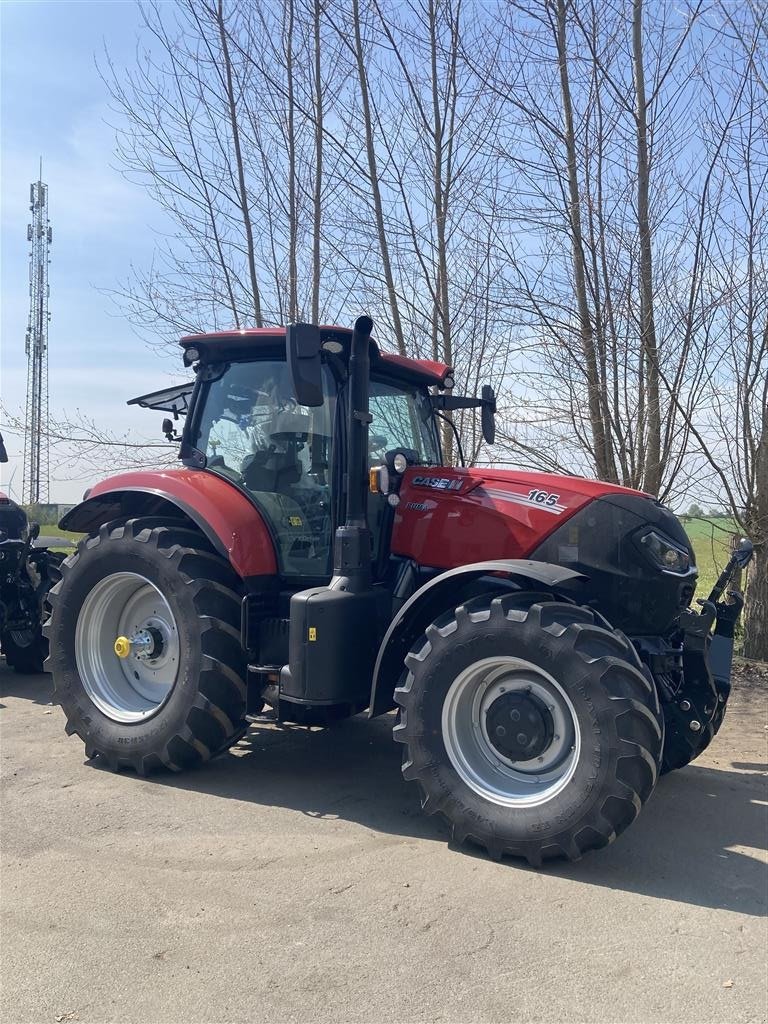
[394,595,663,865]
[46,519,247,773]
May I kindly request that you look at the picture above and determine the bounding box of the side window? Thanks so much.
[369,380,440,465]
[194,360,336,578]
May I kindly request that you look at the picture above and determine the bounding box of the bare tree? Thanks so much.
[463,0,731,505]
[657,4,768,657]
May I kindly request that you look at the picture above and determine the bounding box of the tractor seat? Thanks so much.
[241,446,302,494]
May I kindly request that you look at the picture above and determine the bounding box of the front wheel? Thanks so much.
[394,595,663,865]
[46,519,248,774]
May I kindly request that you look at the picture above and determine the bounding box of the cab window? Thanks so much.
[368,379,440,465]
[194,360,335,578]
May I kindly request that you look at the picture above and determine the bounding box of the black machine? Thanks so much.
[0,434,62,673]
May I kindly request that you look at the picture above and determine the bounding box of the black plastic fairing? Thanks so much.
[531,494,697,635]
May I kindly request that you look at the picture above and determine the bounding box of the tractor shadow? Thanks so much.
[0,664,54,709]
[6,665,764,916]
[154,712,768,917]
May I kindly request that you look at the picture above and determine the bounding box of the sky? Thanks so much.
[0,0,188,502]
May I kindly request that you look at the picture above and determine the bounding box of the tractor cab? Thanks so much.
[133,326,461,584]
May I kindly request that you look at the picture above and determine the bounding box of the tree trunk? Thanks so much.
[742,542,767,661]
[351,0,406,355]
[311,0,323,324]
[216,0,263,327]
[429,0,454,463]
[554,0,615,482]
[742,393,767,661]
[632,0,662,494]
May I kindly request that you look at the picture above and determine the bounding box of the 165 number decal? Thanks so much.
[528,489,561,507]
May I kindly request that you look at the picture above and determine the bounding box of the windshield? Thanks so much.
[368,379,441,465]
[194,360,335,577]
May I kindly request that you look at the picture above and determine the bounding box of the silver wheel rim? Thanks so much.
[441,656,581,808]
[75,572,180,724]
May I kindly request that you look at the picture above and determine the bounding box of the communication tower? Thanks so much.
[23,164,52,505]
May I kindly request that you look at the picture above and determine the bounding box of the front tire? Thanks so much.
[394,595,663,865]
[46,520,247,774]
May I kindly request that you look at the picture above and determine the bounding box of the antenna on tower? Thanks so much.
[22,161,52,505]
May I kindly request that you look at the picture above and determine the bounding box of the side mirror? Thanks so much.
[481,385,496,445]
[162,418,176,442]
[0,432,7,463]
[287,323,323,407]
[733,537,754,569]
[29,522,40,542]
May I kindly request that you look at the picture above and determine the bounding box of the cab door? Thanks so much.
[367,378,442,575]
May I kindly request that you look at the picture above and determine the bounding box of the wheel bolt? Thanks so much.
[517,733,527,745]
[689,720,702,732]
[680,700,691,711]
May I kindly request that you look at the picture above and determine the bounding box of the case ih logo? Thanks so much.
[412,476,463,492]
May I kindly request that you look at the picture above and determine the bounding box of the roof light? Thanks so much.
[443,374,455,389]
[183,346,200,367]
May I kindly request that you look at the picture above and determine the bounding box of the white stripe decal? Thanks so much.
[481,487,567,515]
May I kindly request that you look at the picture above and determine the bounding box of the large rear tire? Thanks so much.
[46,519,247,774]
[394,595,663,865]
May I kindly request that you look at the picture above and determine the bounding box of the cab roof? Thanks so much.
[179,326,452,390]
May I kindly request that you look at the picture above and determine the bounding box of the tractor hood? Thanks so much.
[392,464,660,572]
[391,464,695,634]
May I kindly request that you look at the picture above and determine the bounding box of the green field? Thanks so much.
[680,516,740,598]
[37,524,83,552]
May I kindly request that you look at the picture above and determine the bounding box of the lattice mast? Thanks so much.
[23,165,52,505]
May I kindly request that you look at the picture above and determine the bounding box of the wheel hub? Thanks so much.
[484,690,554,762]
[442,656,581,808]
[75,572,180,723]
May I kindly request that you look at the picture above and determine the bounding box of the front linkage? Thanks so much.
[637,538,753,772]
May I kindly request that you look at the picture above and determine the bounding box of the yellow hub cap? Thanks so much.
[114,636,131,659]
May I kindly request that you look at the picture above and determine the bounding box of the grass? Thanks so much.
[680,515,741,598]
[35,524,83,552]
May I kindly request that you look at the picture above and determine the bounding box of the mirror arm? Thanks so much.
[434,410,466,467]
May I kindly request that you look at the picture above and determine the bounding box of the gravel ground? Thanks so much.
[1,662,766,1024]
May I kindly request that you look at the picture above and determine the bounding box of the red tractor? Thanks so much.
[47,318,751,864]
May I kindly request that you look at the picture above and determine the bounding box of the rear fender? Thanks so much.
[369,559,585,717]
[60,470,277,579]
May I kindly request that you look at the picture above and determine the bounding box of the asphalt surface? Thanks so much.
[1,665,766,1024]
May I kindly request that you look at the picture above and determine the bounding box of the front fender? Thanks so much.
[368,559,584,717]
[60,469,277,578]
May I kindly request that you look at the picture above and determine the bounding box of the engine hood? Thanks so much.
[391,465,653,570]
[465,466,651,501]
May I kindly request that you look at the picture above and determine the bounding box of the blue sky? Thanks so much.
[1,1,187,501]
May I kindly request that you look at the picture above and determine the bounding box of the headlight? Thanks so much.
[639,530,691,574]
[393,452,408,474]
